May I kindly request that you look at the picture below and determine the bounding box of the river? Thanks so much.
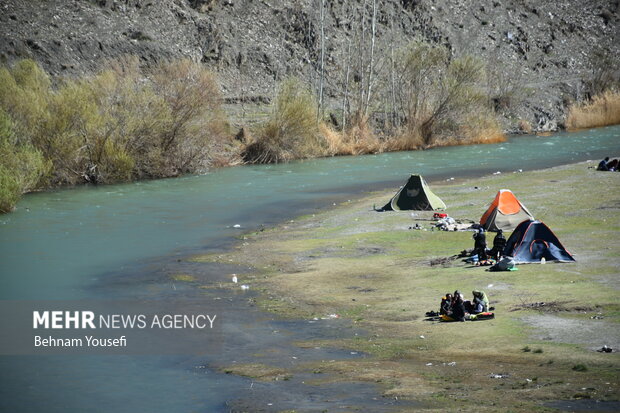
[1,126,619,412]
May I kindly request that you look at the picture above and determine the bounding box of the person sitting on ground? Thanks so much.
[471,290,489,313]
[463,298,474,313]
[471,298,484,314]
[489,229,507,261]
[440,293,453,315]
[598,157,610,171]
[449,294,466,322]
[607,158,619,171]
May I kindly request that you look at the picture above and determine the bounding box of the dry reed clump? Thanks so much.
[518,119,533,134]
[384,128,424,152]
[345,114,384,155]
[320,116,383,157]
[320,111,504,157]
[319,122,345,155]
[566,90,620,130]
[452,113,506,146]
[387,112,505,150]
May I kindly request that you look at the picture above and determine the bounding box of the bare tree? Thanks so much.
[339,0,354,131]
[317,0,326,118]
[363,0,377,116]
[356,0,367,114]
[342,36,352,131]
[389,7,397,129]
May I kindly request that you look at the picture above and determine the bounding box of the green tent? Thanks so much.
[382,174,447,211]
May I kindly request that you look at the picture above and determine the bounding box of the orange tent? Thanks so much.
[480,189,534,232]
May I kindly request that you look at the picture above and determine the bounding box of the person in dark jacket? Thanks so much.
[598,157,610,171]
[440,293,453,315]
[473,228,488,263]
[489,229,507,260]
[450,295,466,322]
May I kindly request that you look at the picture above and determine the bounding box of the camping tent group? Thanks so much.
[381,176,574,264]
[479,189,574,263]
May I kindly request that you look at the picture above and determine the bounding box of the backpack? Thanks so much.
[497,256,515,271]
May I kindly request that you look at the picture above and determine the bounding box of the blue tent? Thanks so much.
[503,220,575,263]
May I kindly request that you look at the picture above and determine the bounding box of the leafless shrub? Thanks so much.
[394,41,505,147]
[243,78,325,163]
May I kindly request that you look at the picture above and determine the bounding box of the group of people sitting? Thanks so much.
[440,290,490,322]
[471,227,506,265]
[598,157,619,171]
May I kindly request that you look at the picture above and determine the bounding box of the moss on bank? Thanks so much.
[194,161,620,411]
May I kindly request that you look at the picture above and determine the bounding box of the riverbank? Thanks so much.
[3,55,619,215]
[194,160,620,411]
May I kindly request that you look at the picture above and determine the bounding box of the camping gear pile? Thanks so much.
[479,190,575,265]
[433,215,474,231]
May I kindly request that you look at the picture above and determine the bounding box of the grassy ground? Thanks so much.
[192,161,620,412]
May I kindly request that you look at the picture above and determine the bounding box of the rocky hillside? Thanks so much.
[1,0,619,133]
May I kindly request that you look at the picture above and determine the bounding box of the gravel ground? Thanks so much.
[522,314,620,352]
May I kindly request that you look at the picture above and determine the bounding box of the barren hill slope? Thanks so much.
[1,0,618,131]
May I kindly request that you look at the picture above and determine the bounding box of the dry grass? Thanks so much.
[566,90,620,130]
[383,128,424,152]
[518,119,532,134]
[320,122,347,155]
[325,114,383,156]
[388,113,505,150]
[450,114,506,146]
[319,111,504,158]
